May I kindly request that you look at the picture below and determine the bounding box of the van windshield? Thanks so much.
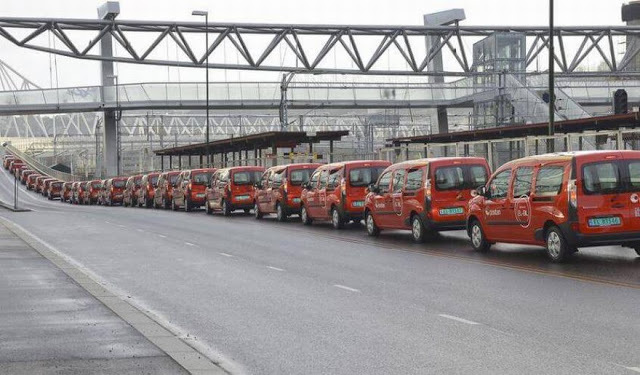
[233,171,262,185]
[91,182,102,189]
[349,167,386,187]
[170,174,179,184]
[192,172,212,185]
[150,176,159,187]
[289,169,313,186]
[113,180,126,188]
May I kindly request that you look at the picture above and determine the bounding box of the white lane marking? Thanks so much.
[136,228,144,232]
[105,221,112,224]
[117,224,126,228]
[333,284,360,293]
[626,367,640,373]
[219,252,233,257]
[266,266,284,272]
[438,314,480,325]
[184,242,196,247]
[158,234,167,238]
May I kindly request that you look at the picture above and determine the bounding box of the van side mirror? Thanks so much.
[254,181,263,189]
[368,183,380,194]
[474,186,488,198]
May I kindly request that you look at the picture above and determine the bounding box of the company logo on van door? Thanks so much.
[485,209,501,216]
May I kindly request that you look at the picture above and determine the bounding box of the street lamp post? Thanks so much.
[192,10,210,167]
[107,74,121,175]
[548,0,555,138]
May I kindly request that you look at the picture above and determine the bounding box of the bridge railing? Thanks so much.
[1,143,75,182]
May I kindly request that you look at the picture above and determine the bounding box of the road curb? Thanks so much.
[0,199,31,212]
[0,217,228,375]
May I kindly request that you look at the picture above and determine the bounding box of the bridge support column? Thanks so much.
[98,2,120,177]
[169,155,172,169]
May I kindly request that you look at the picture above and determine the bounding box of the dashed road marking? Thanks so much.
[219,252,233,257]
[185,242,196,247]
[158,234,167,238]
[117,224,126,228]
[625,367,640,373]
[266,266,284,272]
[136,229,144,232]
[438,314,480,325]
[333,284,360,293]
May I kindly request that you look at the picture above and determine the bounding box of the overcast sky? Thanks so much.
[0,0,631,88]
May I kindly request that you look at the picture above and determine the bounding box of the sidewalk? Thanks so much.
[0,222,189,375]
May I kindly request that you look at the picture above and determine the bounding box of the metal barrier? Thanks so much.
[1,143,76,182]
[380,129,640,171]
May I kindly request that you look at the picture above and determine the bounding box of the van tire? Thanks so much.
[171,199,177,211]
[411,215,426,243]
[205,201,212,215]
[331,207,344,229]
[276,203,287,222]
[545,226,572,263]
[184,198,191,212]
[222,200,231,217]
[301,205,312,226]
[469,220,491,253]
[365,211,380,237]
[254,202,263,219]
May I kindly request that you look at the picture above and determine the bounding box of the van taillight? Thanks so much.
[340,178,346,193]
[425,178,432,200]
[568,179,577,208]
[283,179,288,193]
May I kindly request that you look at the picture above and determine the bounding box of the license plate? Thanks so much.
[439,207,464,216]
[196,193,205,198]
[588,216,621,227]
[352,201,364,207]
[292,198,301,203]
[236,195,250,201]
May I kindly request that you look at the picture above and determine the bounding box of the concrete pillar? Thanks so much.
[98,2,120,177]
[254,147,258,166]
[169,155,172,169]
[329,140,334,163]
[199,154,203,168]
[271,142,277,167]
[188,155,192,168]
[161,155,164,171]
[178,155,182,169]
[308,142,313,163]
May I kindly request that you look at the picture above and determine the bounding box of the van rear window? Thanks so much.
[233,171,262,185]
[113,180,125,188]
[629,162,640,190]
[192,173,212,185]
[349,167,386,187]
[582,162,621,195]
[289,169,312,186]
[435,167,464,191]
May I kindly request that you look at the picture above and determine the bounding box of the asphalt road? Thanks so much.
[1,165,639,375]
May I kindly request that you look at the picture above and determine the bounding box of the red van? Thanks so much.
[35,176,48,193]
[9,160,24,175]
[48,181,63,200]
[77,182,89,205]
[13,164,28,179]
[20,169,35,185]
[138,173,160,208]
[154,171,181,209]
[3,156,17,169]
[123,175,142,207]
[254,163,321,221]
[205,166,264,216]
[27,173,41,190]
[103,177,127,206]
[42,178,57,198]
[467,151,640,262]
[173,168,217,211]
[84,180,103,205]
[61,182,73,203]
[364,157,490,242]
[300,160,392,228]
[71,182,81,204]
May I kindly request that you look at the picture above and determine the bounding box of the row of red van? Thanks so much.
[5,150,640,262]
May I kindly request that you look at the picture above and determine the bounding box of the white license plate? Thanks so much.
[588,216,621,227]
[439,207,464,216]
[236,195,250,200]
[352,201,364,207]
[292,198,301,203]
[196,193,205,198]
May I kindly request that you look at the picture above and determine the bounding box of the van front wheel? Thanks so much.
[365,212,380,237]
[545,226,573,263]
[470,220,491,253]
[331,208,344,229]
[411,215,426,243]
[301,206,312,226]
[276,203,287,222]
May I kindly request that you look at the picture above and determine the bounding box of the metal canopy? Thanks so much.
[389,113,640,145]
[0,16,639,75]
[154,130,349,156]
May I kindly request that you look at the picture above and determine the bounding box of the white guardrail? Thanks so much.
[1,143,75,182]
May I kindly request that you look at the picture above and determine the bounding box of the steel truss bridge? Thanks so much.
[0,17,640,76]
